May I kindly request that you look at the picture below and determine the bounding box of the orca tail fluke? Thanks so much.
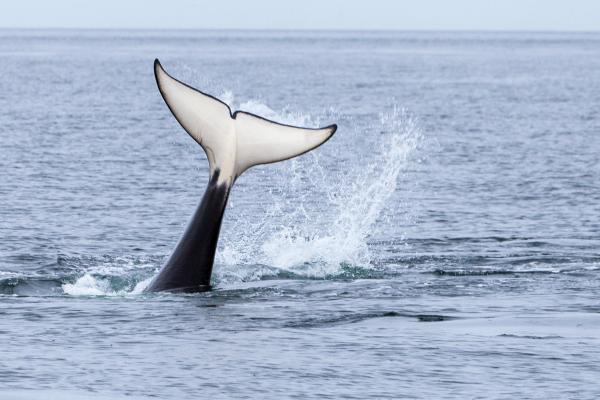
[144,60,336,294]
[154,59,336,185]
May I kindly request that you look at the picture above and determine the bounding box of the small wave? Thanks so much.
[499,334,563,340]
[213,263,392,285]
[0,277,66,296]
[284,311,456,328]
[57,254,159,296]
[62,274,153,296]
[379,252,600,276]
[0,254,160,296]
[431,269,556,276]
[430,264,600,276]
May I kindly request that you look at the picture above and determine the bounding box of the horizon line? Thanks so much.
[1,27,599,33]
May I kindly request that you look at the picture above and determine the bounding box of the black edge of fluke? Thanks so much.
[155,58,339,133]
[154,58,235,117]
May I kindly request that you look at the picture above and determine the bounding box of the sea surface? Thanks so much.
[1,30,600,399]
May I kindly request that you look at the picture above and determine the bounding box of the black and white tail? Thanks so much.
[144,60,337,293]
[154,59,336,186]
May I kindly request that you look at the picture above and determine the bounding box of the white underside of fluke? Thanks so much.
[154,59,337,185]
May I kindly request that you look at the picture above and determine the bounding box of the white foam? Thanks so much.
[130,277,153,294]
[62,274,113,296]
[59,254,160,296]
[62,273,154,296]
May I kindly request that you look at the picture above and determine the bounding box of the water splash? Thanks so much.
[213,100,426,283]
[62,274,152,296]
[58,254,158,296]
[146,64,427,285]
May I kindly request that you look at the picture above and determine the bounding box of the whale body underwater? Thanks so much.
[143,60,337,293]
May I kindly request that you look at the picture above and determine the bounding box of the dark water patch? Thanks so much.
[52,253,165,271]
[202,285,293,301]
[407,236,535,245]
[416,314,452,322]
[430,267,600,276]
[377,236,540,251]
[499,334,564,340]
[431,269,555,277]
[284,311,457,328]
[385,253,600,270]
[579,306,600,313]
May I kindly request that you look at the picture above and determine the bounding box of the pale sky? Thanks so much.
[0,0,599,31]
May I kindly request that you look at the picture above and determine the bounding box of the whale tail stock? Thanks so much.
[143,59,336,293]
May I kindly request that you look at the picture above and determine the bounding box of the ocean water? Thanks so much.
[1,30,600,399]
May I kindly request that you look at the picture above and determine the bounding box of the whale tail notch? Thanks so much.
[154,59,337,185]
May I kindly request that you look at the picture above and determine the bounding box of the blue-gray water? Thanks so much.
[1,30,600,399]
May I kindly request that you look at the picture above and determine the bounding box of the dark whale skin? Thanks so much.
[143,170,229,294]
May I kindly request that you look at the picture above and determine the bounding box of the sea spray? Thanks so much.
[214,100,425,283]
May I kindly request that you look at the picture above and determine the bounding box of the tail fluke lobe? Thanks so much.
[154,59,336,184]
[154,60,236,182]
[233,111,336,177]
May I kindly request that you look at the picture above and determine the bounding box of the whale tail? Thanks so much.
[154,59,336,186]
[144,60,336,293]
